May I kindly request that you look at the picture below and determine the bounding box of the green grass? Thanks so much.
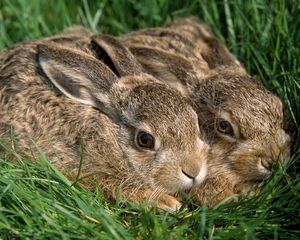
[0,0,299,239]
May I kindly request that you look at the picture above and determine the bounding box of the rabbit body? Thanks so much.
[0,33,208,211]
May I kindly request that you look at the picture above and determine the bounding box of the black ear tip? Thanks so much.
[37,43,48,53]
[90,34,143,76]
[36,44,52,62]
[36,45,51,69]
[91,34,117,43]
[90,36,120,77]
[36,47,45,65]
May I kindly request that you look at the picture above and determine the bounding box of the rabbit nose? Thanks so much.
[260,157,273,171]
[181,169,195,179]
[181,165,200,180]
[270,139,291,164]
[271,130,291,162]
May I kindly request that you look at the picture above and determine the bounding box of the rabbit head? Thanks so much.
[166,17,292,179]
[192,68,291,180]
[187,67,291,206]
[0,34,208,211]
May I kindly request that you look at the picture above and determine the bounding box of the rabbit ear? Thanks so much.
[37,43,119,119]
[59,26,92,38]
[199,38,237,69]
[166,17,238,69]
[128,46,197,96]
[90,34,143,77]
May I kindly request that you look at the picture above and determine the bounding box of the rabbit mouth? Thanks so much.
[257,157,273,178]
[180,165,207,190]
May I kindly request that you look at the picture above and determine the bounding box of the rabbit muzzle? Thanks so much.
[179,142,208,190]
[212,128,291,181]
[180,162,207,190]
[257,130,291,177]
[153,139,208,194]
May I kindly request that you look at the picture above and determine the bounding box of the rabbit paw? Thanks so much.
[156,193,182,212]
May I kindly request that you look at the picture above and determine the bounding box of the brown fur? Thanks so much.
[119,17,292,206]
[0,33,209,211]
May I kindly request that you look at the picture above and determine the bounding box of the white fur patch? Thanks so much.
[194,162,207,185]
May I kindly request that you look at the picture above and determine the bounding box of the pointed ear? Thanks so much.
[166,17,238,69]
[37,43,118,119]
[60,26,92,37]
[52,26,92,39]
[199,38,237,69]
[127,46,199,96]
[90,34,143,77]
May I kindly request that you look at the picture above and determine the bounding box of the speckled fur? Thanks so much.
[0,33,209,211]
[119,17,292,206]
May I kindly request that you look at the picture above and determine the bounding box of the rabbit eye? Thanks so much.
[136,131,155,150]
[216,119,234,136]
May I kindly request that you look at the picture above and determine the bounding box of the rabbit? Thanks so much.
[118,17,292,206]
[0,33,209,211]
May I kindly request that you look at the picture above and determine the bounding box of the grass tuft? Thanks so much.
[0,0,299,238]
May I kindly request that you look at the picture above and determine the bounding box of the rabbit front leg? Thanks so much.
[88,175,182,212]
[119,188,182,212]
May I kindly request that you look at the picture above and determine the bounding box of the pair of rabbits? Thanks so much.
[0,17,291,210]
[120,17,292,205]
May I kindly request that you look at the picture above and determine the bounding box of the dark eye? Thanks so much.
[136,131,155,149]
[216,119,234,136]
